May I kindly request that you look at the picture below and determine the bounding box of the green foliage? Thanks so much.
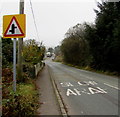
[2,38,13,68]
[54,46,61,56]
[86,2,120,72]
[2,68,13,90]
[2,39,44,116]
[2,63,39,116]
[23,39,45,65]
[2,82,39,116]
[48,47,53,53]
[54,55,63,62]
[23,63,35,79]
[61,24,90,66]
[61,2,120,74]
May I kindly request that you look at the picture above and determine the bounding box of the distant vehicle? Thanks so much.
[46,52,52,57]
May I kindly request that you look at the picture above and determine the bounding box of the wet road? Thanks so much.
[46,60,119,116]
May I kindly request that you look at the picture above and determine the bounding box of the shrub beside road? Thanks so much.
[2,39,45,116]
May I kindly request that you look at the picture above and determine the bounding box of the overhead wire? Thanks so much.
[29,0,40,40]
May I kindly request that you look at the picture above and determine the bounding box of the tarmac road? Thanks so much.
[46,60,119,116]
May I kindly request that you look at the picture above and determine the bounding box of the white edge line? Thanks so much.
[104,83,120,90]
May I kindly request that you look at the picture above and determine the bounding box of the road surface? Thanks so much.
[46,60,119,116]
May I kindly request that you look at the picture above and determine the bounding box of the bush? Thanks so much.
[2,83,39,116]
[61,36,90,66]
[2,68,39,116]
[23,39,45,65]
[61,24,91,67]
[2,38,13,68]
[23,63,35,80]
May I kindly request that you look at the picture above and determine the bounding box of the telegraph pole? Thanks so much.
[17,0,24,81]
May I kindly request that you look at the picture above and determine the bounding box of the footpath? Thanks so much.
[36,65,61,115]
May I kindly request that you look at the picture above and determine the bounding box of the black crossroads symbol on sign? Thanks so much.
[9,24,17,34]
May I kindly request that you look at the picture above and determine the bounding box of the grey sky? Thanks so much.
[0,0,99,47]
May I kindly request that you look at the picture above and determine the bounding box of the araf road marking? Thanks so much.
[60,82,74,87]
[73,88,81,95]
[66,89,77,96]
[88,87,107,94]
[66,87,107,96]
[104,83,119,90]
[81,89,91,95]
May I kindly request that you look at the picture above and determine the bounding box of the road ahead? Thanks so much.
[46,60,119,116]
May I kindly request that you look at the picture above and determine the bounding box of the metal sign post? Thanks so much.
[13,38,17,92]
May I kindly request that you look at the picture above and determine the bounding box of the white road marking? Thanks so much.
[88,87,107,94]
[81,89,91,95]
[104,83,120,90]
[66,89,77,96]
[66,86,107,96]
[60,82,74,87]
[78,81,98,86]
[74,88,81,95]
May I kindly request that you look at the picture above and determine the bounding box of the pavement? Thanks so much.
[36,65,61,115]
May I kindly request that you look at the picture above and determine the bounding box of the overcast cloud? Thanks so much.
[0,0,99,47]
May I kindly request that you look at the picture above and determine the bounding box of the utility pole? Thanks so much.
[17,0,24,81]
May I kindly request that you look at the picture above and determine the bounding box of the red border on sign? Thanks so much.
[4,16,24,37]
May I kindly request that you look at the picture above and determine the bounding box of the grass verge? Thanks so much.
[2,77,39,116]
[53,55,63,62]
[62,62,120,77]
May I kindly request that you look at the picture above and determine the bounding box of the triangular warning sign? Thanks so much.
[4,16,24,37]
